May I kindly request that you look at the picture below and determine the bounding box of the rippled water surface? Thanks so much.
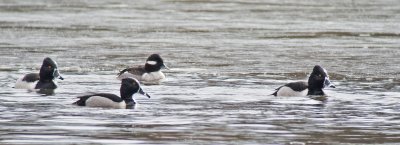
[1,0,400,144]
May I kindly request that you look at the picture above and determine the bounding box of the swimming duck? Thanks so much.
[272,65,335,96]
[14,57,64,94]
[117,54,168,85]
[73,78,151,109]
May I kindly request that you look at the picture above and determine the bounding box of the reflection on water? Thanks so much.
[36,89,56,96]
[1,0,400,144]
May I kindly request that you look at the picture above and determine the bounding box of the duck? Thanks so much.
[14,57,64,93]
[272,65,335,96]
[73,78,151,109]
[117,54,169,85]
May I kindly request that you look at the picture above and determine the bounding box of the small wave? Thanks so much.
[260,31,400,39]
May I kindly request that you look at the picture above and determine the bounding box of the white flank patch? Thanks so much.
[86,96,126,109]
[141,71,165,84]
[14,77,37,90]
[146,61,157,65]
[276,86,308,97]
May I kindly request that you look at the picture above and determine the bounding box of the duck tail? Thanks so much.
[117,68,129,76]
[271,86,282,96]
[72,99,85,106]
[73,95,92,106]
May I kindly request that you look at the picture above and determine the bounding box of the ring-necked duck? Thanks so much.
[14,57,64,94]
[73,78,151,109]
[272,65,335,96]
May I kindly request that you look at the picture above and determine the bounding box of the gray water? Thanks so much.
[1,0,400,144]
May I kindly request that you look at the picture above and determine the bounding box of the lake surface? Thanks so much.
[0,0,400,144]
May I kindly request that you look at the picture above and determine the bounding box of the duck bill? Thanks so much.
[53,68,64,80]
[324,77,335,88]
[162,64,170,70]
[138,87,151,98]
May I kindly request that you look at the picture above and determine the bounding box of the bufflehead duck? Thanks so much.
[272,65,335,96]
[73,78,151,109]
[117,54,169,85]
[14,57,64,93]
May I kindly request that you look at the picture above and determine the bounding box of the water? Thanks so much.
[1,0,400,144]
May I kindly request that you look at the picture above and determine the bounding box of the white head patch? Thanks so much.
[146,61,157,65]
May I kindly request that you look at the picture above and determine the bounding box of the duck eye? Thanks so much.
[318,74,322,77]
[48,65,52,69]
